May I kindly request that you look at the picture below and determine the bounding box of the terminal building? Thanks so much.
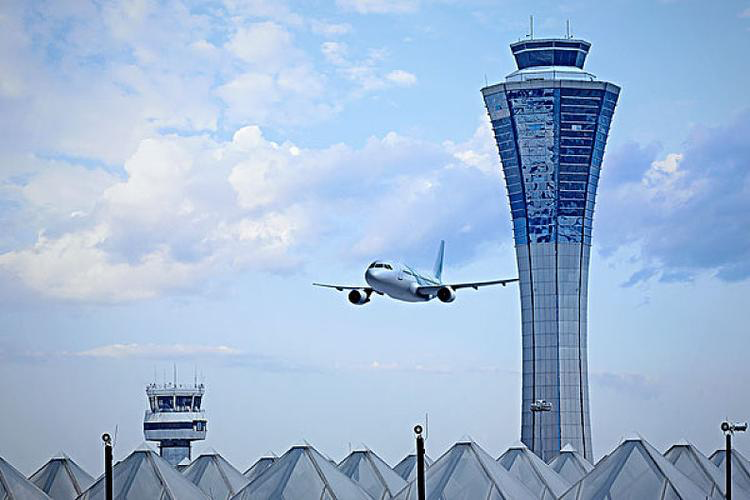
[143,380,208,465]
[482,36,620,461]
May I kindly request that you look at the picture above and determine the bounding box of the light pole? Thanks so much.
[414,425,426,500]
[721,420,747,500]
[102,433,113,500]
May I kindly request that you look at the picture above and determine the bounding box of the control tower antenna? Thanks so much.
[529,15,534,40]
[143,371,207,466]
[566,19,571,39]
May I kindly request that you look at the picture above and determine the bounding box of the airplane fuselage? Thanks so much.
[365,261,439,302]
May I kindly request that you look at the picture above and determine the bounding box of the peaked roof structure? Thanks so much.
[547,444,593,484]
[241,457,275,484]
[0,456,51,500]
[182,452,250,500]
[28,454,94,499]
[392,441,536,500]
[709,448,750,495]
[78,446,210,500]
[177,458,191,472]
[559,437,711,500]
[230,445,373,500]
[497,443,570,499]
[392,454,433,482]
[663,441,744,499]
[338,450,407,500]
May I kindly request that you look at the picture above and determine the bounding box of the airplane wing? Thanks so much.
[312,283,383,295]
[416,278,519,295]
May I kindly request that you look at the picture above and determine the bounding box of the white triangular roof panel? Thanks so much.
[338,450,407,500]
[0,456,51,500]
[29,455,95,499]
[232,446,372,500]
[548,446,593,485]
[183,452,249,500]
[393,441,536,500]
[78,448,209,500]
[497,445,570,499]
[559,437,715,500]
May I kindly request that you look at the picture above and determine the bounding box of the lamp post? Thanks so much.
[721,420,748,500]
[102,433,113,500]
[414,425,426,500]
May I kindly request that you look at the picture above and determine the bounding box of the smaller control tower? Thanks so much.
[143,377,207,466]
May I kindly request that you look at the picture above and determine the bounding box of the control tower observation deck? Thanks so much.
[482,37,620,462]
[143,382,207,466]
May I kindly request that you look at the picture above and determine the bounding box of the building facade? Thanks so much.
[482,38,619,461]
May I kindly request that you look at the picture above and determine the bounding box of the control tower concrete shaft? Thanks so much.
[143,380,207,465]
[482,37,619,462]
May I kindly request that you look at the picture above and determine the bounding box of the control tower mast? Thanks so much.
[143,376,207,466]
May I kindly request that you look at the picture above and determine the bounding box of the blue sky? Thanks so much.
[1,0,749,477]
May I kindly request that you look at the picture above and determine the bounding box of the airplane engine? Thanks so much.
[348,289,370,305]
[437,286,456,303]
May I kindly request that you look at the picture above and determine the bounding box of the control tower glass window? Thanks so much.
[157,396,174,411]
[176,396,192,411]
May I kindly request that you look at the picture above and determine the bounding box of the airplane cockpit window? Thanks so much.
[369,262,394,270]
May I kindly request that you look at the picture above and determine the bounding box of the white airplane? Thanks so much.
[314,241,518,304]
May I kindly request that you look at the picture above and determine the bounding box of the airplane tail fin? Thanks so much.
[433,240,445,282]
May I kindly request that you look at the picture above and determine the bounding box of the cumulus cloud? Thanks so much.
[0,120,507,302]
[0,0,412,167]
[226,22,298,70]
[597,110,750,284]
[337,0,419,14]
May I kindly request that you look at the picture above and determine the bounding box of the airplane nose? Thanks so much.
[365,268,376,284]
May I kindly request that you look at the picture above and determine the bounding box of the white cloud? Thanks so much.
[321,44,417,94]
[1,119,506,302]
[21,163,119,219]
[310,20,352,37]
[0,225,203,301]
[225,22,297,70]
[337,0,419,14]
[386,69,417,87]
[321,41,349,66]
[76,343,242,358]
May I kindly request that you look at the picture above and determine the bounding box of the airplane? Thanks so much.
[313,240,518,304]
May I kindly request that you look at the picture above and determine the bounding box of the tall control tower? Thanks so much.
[482,36,619,462]
[143,378,207,465]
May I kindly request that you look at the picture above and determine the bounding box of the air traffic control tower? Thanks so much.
[143,380,207,465]
[482,37,619,462]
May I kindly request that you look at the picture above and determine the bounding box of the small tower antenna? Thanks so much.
[529,15,534,40]
[566,19,571,39]
[173,363,177,387]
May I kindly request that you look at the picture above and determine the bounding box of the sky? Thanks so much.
[1,0,749,478]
